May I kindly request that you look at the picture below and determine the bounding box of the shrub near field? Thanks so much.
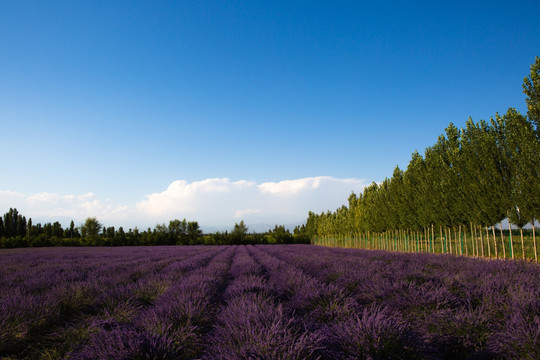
[0,246,538,359]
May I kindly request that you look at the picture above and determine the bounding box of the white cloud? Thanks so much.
[27,192,62,204]
[258,177,323,195]
[0,176,369,229]
[234,209,263,218]
[0,190,25,203]
[136,178,256,216]
[0,190,129,226]
[135,176,369,227]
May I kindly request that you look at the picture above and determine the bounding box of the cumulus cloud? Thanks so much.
[27,192,96,205]
[0,190,130,226]
[136,178,256,216]
[136,176,369,227]
[0,190,25,202]
[0,176,369,229]
[233,209,263,218]
[258,177,323,195]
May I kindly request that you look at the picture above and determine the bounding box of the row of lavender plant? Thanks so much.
[202,245,322,359]
[62,247,222,359]
[261,244,540,359]
[250,245,426,359]
[0,246,226,358]
[1,245,538,359]
[67,245,236,359]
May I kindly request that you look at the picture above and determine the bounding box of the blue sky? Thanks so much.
[1,1,539,230]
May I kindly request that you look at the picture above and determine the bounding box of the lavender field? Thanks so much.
[0,245,538,359]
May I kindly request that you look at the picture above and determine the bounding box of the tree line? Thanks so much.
[304,56,540,261]
[0,208,309,248]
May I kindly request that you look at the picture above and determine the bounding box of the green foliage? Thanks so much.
[230,220,248,244]
[81,217,102,242]
[0,209,305,248]
[523,56,540,133]
[267,225,293,244]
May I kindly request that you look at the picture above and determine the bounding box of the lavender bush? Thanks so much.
[0,245,538,359]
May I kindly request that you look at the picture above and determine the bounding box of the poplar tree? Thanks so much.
[389,166,406,230]
[523,56,540,134]
[424,139,452,247]
[460,118,484,250]
[364,182,382,234]
[504,108,539,258]
[4,209,14,237]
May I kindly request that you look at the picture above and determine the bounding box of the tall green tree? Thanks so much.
[423,142,448,228]
[523,56,540,134]
[187,221,203,244]
[3,208,15,237]
[168,219,188,244]
[69,220,76,238]
[406,151,431,230]
[363,182,381,233]
[388,166,406,230]
[505,107,540,256]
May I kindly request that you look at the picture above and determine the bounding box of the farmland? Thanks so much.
[1,245,538,359]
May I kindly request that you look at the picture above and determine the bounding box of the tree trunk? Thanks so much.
[532,221,537,262]
[500,222,506,259]
[448,227,453,254]
[454,226,458,255]
[364,232,367,249]
[469,222,474,257]
[455,226,460,255]
[464,225,468,256]
[440,226,444,254]
[433,225,435,253]
[404,230,409,252]
[520,227,525,260]
[432,224,435,253]
[492,226,498,259]
[424,227,427,252]
[486,226,491,258]
[480,225,485,257]
[508,219,514,259]
[459,225,463,255]
[474,224,479,257]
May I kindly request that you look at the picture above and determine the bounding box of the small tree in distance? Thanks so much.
[230,220,248,244]
[81,217,102,244]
